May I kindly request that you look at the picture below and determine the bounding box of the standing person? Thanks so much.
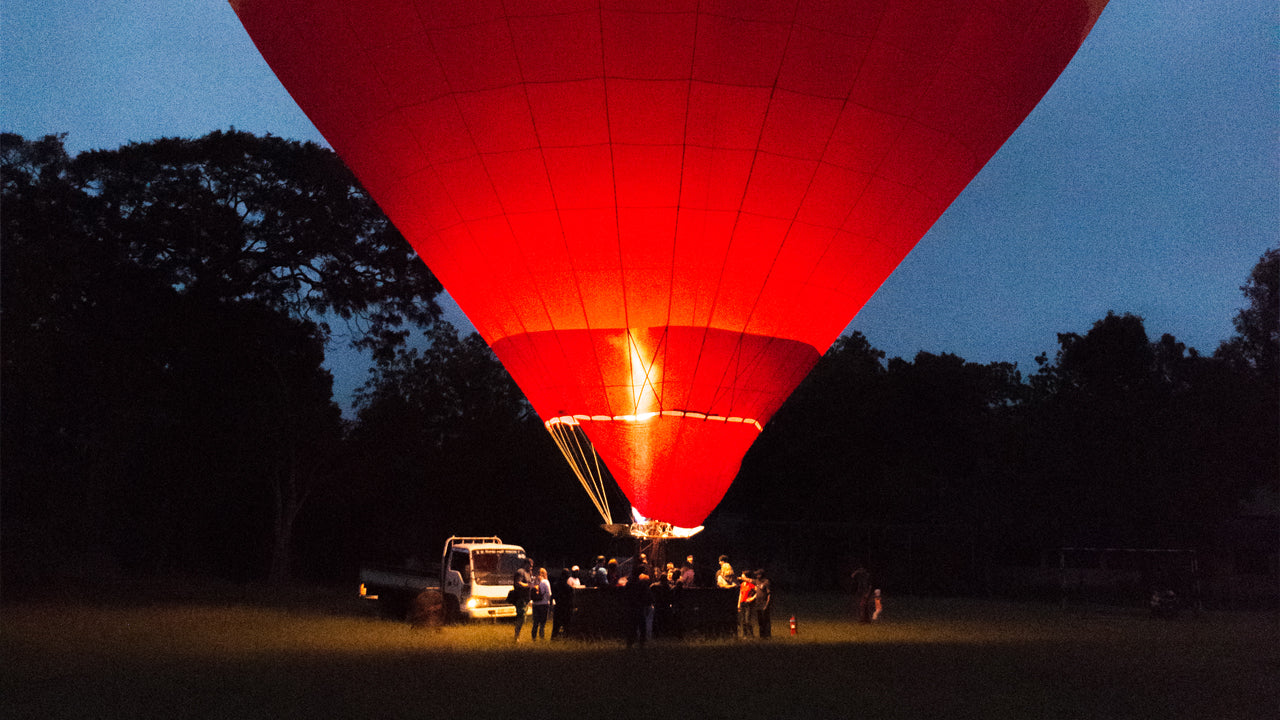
[679,556,696,588]
[651,570,675,639]
[754,569,773,639]
[567,565,584,589]
[624,563,653,647]
[551,567,575,638]
[530,567,552,640]
[591,556,608,587]
[736,571,757,638]
[716,555,737,589]
[642,566,660,641]
[850,566,873,623]
[512,557,533,641]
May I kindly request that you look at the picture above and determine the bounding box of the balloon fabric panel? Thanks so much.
[232,0,1108,527]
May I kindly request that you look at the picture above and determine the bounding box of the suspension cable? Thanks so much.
[545,417,612,525]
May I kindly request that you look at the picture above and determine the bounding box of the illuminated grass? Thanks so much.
[3,592,1276,719]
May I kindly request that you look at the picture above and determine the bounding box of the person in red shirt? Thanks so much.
[737,572,757,638]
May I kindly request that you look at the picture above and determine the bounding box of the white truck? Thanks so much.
[360,536,527,622]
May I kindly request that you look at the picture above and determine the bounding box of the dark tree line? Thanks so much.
[324,320,596,576]
[3,131,1274,592]
[2,131,442,584]
[725,252,1278,576]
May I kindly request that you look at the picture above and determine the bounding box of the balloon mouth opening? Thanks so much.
[546,412,763,432]
[546,413,759,529]
[621,508,704,539]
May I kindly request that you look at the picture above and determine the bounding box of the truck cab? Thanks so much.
[441,536,526,621]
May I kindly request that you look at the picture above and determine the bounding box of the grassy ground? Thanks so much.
[3,587,1276,719]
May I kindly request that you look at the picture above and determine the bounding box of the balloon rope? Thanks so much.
[546,420,612,525]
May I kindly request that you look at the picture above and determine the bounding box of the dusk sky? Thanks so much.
[4,0,1276,411]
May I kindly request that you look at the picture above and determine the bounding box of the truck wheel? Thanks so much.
[444,595,462,624]
[410,588,445,628]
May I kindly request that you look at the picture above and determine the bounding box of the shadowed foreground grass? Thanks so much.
[3,589,1276,719]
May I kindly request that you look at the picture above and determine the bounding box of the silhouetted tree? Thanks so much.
[344,323,596,565]
[1216,247,1279,382]
[1213,247,1280,501]
[730,333,888,522]
[1026,308,1272,548]
[880,352,1025,526]
[68,129,442,357]
[1,131,438,583]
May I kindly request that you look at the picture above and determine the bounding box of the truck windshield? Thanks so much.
[471,549,525,586]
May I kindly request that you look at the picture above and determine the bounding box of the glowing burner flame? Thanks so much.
[626,329,660,416]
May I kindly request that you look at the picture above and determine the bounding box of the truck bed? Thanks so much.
[359,566,439,593]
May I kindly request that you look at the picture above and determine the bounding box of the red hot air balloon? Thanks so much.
[231,0,1108,529]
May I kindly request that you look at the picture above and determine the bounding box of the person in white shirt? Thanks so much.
[530,567,553,640]
[716,555,738,589]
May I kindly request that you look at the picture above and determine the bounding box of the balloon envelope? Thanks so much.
[233,0,1107,528]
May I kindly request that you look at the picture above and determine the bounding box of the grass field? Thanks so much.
[3,587,1276,719]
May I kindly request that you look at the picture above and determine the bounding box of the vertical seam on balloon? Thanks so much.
[794,5,894,326]
[599,2,624,419]
[436,9,580,411]
[472,7,560,344]
[787,1,888,301]
[500,3,610,420]
[350,3,494,341]
[413,2,576,421]
[819,6,970,313]
[729,1,888,348]
[664,0,702,414]
[696,4,802,417]
[403,2,525,348]
[723,158,845,414]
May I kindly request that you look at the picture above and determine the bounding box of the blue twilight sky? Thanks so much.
[3,1,1276,413]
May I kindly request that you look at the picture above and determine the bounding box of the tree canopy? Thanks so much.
[3,130,1273,594]
[728,286,1277,555]
[1,131,442,582]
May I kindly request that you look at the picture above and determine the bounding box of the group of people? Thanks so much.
[509,552,774,644]
[616,552,767,646]
[510,554,887,643]
[579,553,699,590]
[713,554,774,638]
[509,557,587,641]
